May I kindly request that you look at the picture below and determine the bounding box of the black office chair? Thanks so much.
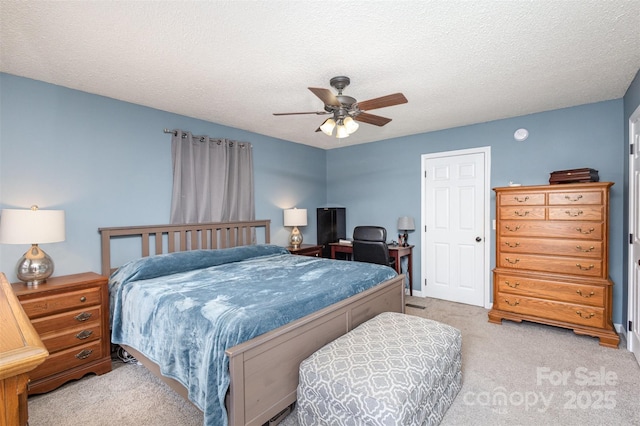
[352,226,395,269]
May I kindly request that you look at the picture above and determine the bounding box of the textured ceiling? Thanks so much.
[1,1,639,150]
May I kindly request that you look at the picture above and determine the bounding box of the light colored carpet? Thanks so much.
[29,296,640,425]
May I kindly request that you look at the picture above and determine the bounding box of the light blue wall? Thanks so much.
[0,72,634,326]
[327,100,626,323]
[0,73,326,278]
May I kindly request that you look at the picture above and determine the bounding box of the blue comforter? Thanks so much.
[109,244,397,426]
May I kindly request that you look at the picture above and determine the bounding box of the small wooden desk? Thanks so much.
[329,243,414,295]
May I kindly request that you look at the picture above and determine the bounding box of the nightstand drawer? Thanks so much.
[40,323,102,353]
[30,306,102,334]
[20,287,101,318]
[29,340,104,381]
[12,272,112,394]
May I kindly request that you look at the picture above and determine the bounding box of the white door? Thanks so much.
[421,147,490,307]
[628,105,640,365]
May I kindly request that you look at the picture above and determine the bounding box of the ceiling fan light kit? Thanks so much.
[320,118,336,135]
[343,116,359,133]
[335,122,351,139]
[274,76,407,139]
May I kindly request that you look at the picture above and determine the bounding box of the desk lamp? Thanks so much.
[397,216,415,247]
[284,208,307,248]
[0,205,66,285]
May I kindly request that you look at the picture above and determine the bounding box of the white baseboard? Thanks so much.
[615,322,626,338]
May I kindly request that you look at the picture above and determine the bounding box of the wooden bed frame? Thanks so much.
[99,220,405,426]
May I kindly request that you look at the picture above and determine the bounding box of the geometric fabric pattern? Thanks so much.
[297,312,462,426]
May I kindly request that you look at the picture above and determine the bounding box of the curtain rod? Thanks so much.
[163,129,251,148]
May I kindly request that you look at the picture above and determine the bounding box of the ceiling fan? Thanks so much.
[273,76,408,138]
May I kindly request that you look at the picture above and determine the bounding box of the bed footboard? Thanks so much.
[225,274,405,426]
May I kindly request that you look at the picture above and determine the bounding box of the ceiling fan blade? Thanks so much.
[354,112,392,127]
[356,93,407,111]
[308,87,341,107]
[273,111,329,116]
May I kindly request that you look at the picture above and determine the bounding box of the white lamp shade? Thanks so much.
[397,216,415,231]
[343,116,359,134]
[320,118,336,136]
[0,208,66,244]
[335,124,350,139]
[283,208,307,227]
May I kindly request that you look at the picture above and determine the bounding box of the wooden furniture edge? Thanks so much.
[0,273,48,379]
[0,272,48,426]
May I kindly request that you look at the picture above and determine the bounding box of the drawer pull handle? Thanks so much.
[576,263,595,271]
[514,196,529,203]
[576,310,595,319]
[505,280,520,288]
[514,210,530,217]
[75,330,94,340]
[565,195,583,202]
[576,290,595,298]
[505,242,520,248]
[505,257,520,264]
[575,245,595,252]
[575,227,595,235]
[504,299,520,307]
[75,349,93,360]
[80,296,87,302]
[565,210,584,217]
[74,312,92,322]
[505,225,521,232]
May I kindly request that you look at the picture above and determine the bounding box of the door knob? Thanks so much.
[476,237,482,242]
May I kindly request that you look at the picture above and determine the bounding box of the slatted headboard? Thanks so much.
[99,220,271,275]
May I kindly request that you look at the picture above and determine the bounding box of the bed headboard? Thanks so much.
[98,220,271,276]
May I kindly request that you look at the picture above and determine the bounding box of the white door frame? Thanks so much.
[627,104,640,359]
[419,146,492,308]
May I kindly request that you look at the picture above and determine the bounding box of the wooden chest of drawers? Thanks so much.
[488,182,619,348]
[11,272,112,394]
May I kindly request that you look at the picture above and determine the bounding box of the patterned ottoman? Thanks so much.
[297,312,462,426]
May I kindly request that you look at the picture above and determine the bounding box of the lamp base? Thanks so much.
[16,244,54,286]
[400,232,409,247]
[289,226,303,249]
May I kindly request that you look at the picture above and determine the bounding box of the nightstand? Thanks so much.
[11,272,112,394]
[287,244,323,257]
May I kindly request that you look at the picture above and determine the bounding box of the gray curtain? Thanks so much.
[170,130,255,224]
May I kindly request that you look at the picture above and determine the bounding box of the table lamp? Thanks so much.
[397,216,415,247]
[0,205,66,285]
[284,208,307,248]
